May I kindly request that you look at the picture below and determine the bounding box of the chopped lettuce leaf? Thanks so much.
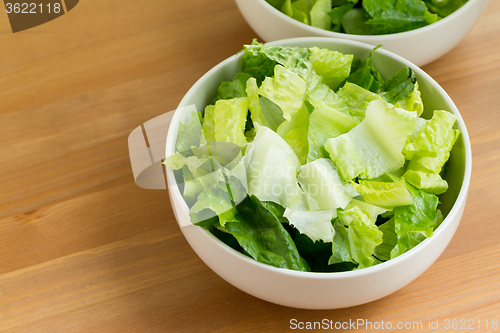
[213,97,249,147]
[338,204,383,268]
[362,0,430,34]
[223,195,310,271]
[353,177,413,207]
[309,46,353,90]
[310,0,332,30]
[284,208,336,243]
[176,111,204,155]
[259,96,286,131]
[213,73,252,103]
[424,0,468,17]
[259,65,310,163]
[325,99,417,181]
[329,219,356,265]
[373,217,397,261]
[380,67,417,105]
[307,98,358,161]
[247,77,286,132]
[395,81,424,116]
[391,182,438,258]
[243,41,345,112]
[243,125,303,208]
[336,81,384,121]
[346,46,384,93]
[404,169,448,194]
[405,110,460,173]
[328,2,356,32]
[202,105,216,143]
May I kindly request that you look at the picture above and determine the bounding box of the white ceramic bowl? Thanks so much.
[165,37,471,309]
[235,0,488,67]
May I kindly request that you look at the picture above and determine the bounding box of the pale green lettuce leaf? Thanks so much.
[243,41,347,112]
[176,111,204,154]
[284,208,336,243]
[310,0,332,30]
[309,46,352,91]
[352,177,413,207]
[243,125,303,208]
[325,99,417,181]
[336,82,384,121]
[259,65,310,163]
[405,110,460,174]
[395,81,424,116]
[391,182,438,258]
[213,97,249,147]
[338,204,383,268]
[247,76,286,131]
[307,98,358,161]
[202,105,216,143]
[297,158,354,211]
[403,169,448,194]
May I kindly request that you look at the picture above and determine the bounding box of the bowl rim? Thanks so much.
[170,37,472,280]
[248,0,482,39]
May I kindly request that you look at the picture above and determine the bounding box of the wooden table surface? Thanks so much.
[1,0,499,332]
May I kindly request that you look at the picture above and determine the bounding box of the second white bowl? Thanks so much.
[235,0,488,67]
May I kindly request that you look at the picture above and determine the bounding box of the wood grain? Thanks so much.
[0,0,499,332]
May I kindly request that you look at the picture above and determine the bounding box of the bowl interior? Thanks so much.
[168,37,469,243]
[253,0,481,38]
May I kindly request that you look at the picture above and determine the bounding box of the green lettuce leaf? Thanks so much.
[352,177,413,207]
[405,110,460,173]
[325,99,417,181]
[362,0,430,34]
[243,41,346,111]
[284,208,336,243]
[176,111,204,155]
[258,96,286,131]
[338,203,383,268]
[309,46,353,90]
[213,97,249,147]
[297,158,354,210]
[307,98,358,161]
[403,169,448,194]
[424,0,468,17]
[329,218,357,265]
[345,47,384,92]
[336,81,384,121]
[380,67,417,105]
[223,195,310,271]
[259,64,310,163]
[202,105,216,143]
[213,73,252,103]
[391,182,438,258]
[395,81,424,116]
[373,217,397,261]
[265,0,286,10]
[281,0,315,25]
[243,125,303,208]
[311,0,332,30]
[242,48,277,85]
[328,2,355,32]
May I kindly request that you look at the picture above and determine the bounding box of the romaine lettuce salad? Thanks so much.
[167,41,460,272]
[265,0,468,35]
